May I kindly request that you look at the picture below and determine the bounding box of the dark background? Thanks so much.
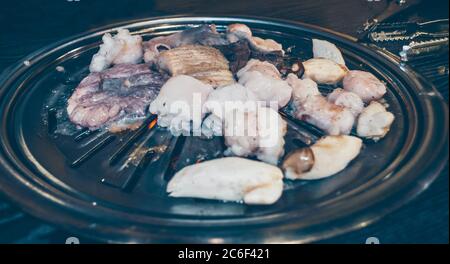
[0,0,448,243]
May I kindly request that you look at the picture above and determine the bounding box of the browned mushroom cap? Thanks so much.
[289,60,305,78]
[278,59,305,79]
[282,147,315,175]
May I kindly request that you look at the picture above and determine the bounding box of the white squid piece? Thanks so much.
[302,58,348,85]
[167,157,284,205]
[343,70,387,103]
[357,101,395,140]
[201,83,249,137]
[203,83,249,119]
[89,29,143,72]
[327,88,364,116]
[149,75,213,134]
[237,60,292,109]
[287,73,321,103]
[224,107,287,165]
[283,135,362,180]
[312,39,346,65]
[227,24,284,54]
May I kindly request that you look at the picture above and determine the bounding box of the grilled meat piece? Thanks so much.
[157,45,235,87]
[237,59,292,109]
[143,25,228,63]
[67,64,167,131]
[227,23,284,54]
[214,39,251,73]
[287,74,354,135]
[167,157,284,205]
[89,29,143,73]
[343,70,387,103]
[357,101,395,140]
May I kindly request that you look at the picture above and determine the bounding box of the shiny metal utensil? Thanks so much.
[400,37,449,61]
[369,19,449,42]
[357,0,421,41]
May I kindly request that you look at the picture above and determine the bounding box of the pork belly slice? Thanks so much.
[167,157,283,205]
[157,45,235,87]
[67,64,166,131]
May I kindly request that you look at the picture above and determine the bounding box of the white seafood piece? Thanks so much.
[357,101,395,140]
[312,39,346,65]
[89,29,143,72]
[201,114,223,137]
[167,157,284,205]
[239,71,292,109]
[327,88,364,116]
[202,84,250,138]
[237,61,292,109]
[302,58,348,85]
[203,83,249,118]
[237,59,281,80]
[227,24,284,54]
[224,107,287,165]
[283,135,362,180]
[343,70,387,103]
[286,74,320,103]
[149,75,213,134]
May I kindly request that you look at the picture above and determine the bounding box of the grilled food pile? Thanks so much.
[66,23,395,205]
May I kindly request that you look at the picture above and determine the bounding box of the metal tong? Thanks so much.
[368,19,449,42]
[357,0,422,41]
[400,37,449,61]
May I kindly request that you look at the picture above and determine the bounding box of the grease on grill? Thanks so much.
[125,144,168,167]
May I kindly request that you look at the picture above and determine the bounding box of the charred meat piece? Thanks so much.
[143,25,228,63]
[250,49,284,68]
[214,39,251,73]
[67,64,167,131]
[157,45,235,87]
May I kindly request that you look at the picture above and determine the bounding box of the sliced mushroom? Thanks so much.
[282,147,315,176]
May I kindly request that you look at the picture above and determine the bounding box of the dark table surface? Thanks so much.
[0,0,448,243]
